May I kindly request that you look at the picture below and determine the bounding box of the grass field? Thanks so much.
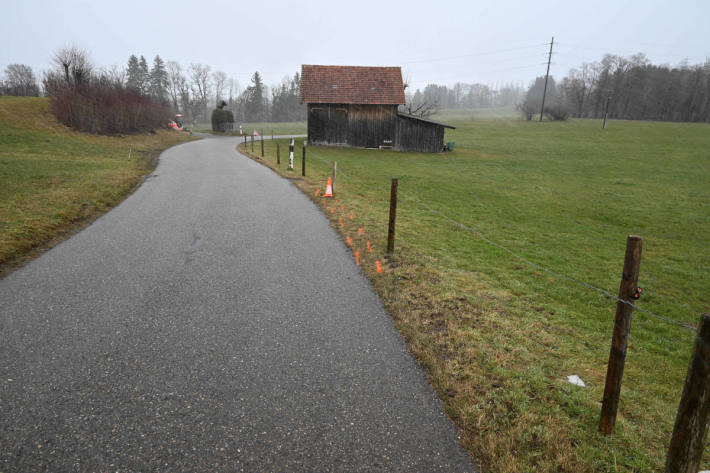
[240,115,710,472]
[193,121,306,136]
[0,96,192,275]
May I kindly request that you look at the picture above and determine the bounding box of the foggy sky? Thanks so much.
[2,0,709,92]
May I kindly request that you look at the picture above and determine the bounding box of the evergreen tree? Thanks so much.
[138,56,149,95]
[126,54,141,91]
[149,55,168,102]
[244,71,265,121]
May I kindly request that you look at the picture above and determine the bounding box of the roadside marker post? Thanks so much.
[387,178,399,254]
[302,142,306,177]
[332,162,337,197]
[288,139,294,170]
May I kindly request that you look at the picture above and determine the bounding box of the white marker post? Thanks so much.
[288,139,294,170]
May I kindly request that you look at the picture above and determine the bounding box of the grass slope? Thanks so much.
[240,116,709,472]
[0,96,191,275]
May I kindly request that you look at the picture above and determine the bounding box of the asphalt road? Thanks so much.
[0,136,477,472]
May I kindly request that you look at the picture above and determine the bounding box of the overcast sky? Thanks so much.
[2,0,709,92]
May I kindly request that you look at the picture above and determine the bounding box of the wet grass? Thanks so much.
[239,116,710,472]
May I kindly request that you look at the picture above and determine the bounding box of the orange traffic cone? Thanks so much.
[324,177,333,197]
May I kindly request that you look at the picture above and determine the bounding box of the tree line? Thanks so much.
[519,53,710,122]
[6,49,709,125]
[403,82,526,116]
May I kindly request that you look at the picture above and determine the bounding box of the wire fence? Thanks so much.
[263,140,698,333]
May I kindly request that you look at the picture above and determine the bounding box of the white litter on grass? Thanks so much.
[567,375,586,387]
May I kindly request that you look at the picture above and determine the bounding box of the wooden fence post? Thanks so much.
[251,135,254,153]
[665,314,710,473]
[387,178,399,254]
[332,162,337,197]
[302,143,306,177]
[599,235,643,434]
[277,142,280,165]
[261,135,264,157]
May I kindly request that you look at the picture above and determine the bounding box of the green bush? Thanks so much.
[211,108,234,132]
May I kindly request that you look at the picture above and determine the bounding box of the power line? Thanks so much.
[397,43,549,66]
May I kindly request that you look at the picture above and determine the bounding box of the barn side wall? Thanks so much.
[307,104,398,148]
[394,116,445,153]
[347,105,398,148]
[307,104,446,152]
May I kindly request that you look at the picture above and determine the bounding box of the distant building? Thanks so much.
[300,65,455,153]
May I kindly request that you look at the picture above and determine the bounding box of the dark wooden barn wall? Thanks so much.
[308,104,398,148]
[395,116,445,153]
[347,105,397,148]
[307,104,446,152]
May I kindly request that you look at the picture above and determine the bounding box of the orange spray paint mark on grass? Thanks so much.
[346,236,353,246]
[340,204,344,210]
[329,208,334,214]
[339,219,345,228]
[354,251,360,266]
[349,214,353,220]
[358,228,364,235]
[315,189,320,196]
[367,241,373,253]
[376,260,383,273]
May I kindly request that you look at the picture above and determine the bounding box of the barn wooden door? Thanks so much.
[309,107,327,143]
[331,107,348,144]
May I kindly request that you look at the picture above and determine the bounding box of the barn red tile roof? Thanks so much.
[300,65,406,105]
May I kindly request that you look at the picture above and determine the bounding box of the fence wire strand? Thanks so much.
[398,195,696,332]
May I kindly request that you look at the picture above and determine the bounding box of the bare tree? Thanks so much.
[99,65,125,88]
[189,63,211,122]
[3,64,39,96]
[212,70,227,103]
[166,61,185,111]
[52,45,93,85]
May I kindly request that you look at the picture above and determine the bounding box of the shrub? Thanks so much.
[211,107,235,132]
[544,104,570,121]
[44,72,170,135]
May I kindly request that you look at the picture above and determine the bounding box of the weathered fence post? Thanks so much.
[603,96,611,129]
[599,235,643,434]
[243,135,246,149]
[261,135,264,157]
[332,161,337,197]
[302,142,306,177]
[251,135,254,153]
[288,139,294,170]
[272,129,274,140]
[665,314,710,473]
[387,178,399,254]
[276,142,280,165]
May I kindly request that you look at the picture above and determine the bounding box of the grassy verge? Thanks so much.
[193,121,306,136]
[0,96,192,276]
[237,117,709,472]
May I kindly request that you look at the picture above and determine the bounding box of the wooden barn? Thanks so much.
[300,65,455,153]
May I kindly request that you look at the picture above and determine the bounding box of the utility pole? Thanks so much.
[540,36,554,122]
[603,96,611,129]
